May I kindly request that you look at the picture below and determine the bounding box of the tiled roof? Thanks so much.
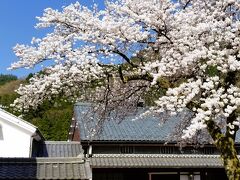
[0,157,91,179]
[74,103,191,142]
[90,154,224,168]
[33,141,83,158]
[74,103,240,143]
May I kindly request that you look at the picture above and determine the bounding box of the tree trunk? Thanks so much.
[206,120,240,179]
[214,136,240,180]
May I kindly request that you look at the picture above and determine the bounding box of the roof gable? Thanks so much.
[0,108,37,135]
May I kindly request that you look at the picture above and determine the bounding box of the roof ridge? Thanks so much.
[92,154,222,158]
[44,141,81,144]
[0,157,84,163]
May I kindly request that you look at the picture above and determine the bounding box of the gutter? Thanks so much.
[29,136,33,157]
[87,145,93,158]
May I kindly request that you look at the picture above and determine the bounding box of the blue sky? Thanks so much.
[0,0,105,78]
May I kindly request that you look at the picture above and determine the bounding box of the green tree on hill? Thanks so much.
[0,74,17,85]
[0,74,72,141]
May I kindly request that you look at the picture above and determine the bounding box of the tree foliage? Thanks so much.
[24,99,73,141]
[9,0,240,178]
[0,77,72,141]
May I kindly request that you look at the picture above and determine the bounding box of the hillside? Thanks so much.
[0,75,72,141]
[0,78,23,109]
[0,79,24,95]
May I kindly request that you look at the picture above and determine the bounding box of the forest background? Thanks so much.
[0,73,72,140]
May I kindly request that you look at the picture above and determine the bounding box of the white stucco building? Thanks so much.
[0,108,92,179]
[0,108,42,157]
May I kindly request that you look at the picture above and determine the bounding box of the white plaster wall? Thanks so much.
[0,117,32,157]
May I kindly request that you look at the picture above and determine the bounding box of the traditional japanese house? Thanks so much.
[69,102,240,180]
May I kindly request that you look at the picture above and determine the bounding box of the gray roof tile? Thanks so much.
[74,103,191,142]
[0,157,91,179]
[74,103,240,143]
[33,141,83,157]
[90,154,224,168]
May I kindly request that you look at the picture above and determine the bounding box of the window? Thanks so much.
[202,147,215,154]
[120,146,134,154]
[159,146,175,154]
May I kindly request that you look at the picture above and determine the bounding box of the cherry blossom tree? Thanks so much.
[9,0,240,178]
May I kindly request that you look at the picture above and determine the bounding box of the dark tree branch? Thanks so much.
[153,29,173,44]
[112,49,138,67]
[118,65,126,83]
[183,0,192,9]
